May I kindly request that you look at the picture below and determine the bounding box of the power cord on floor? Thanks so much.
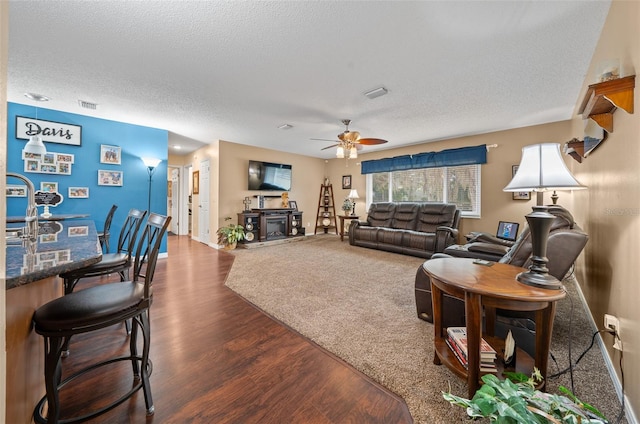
[546,286,627,423]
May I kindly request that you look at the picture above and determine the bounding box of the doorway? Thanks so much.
[168,166,180,234]
[198,159,210,244]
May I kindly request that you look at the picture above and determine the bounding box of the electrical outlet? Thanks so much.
[604,314,619,334]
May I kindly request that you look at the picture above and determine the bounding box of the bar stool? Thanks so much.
[58,208,147,356]
[32,213,171,424]
[61,208,146,296]
[98,204,118,252]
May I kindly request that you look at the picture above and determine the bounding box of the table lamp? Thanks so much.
[348,189,360,215]
[503,143,586,289]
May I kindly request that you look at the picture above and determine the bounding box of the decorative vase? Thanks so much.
[224,242,237,250]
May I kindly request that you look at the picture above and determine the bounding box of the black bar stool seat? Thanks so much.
[34,282,149,333]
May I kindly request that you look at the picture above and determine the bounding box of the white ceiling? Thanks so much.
[7,1,611,158]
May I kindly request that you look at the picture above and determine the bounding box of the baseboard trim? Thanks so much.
[572,276,638,424]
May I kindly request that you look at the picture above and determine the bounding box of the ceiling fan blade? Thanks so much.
[320,144,340,150]
[357,138,388,145]
[311,138,339,142]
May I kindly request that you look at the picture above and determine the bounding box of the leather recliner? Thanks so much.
[415,205,589,349]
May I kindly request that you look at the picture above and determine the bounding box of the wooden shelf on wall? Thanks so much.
[578,75,635,132]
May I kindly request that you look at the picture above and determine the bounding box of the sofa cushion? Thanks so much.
[366,202,396,227]
[415,203,458,233]
[377,228,405,252]
[402,230,436,252]
[391,203,419,230]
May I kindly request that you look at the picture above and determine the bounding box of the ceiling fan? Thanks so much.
[312,119,388,159]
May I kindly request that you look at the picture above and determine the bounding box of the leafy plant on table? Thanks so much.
[216,217,245,246]
[442,368,608,423]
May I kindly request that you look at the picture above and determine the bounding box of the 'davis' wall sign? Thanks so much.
[16,116,82,146]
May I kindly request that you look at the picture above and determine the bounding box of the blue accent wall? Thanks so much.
[6,102,169,253]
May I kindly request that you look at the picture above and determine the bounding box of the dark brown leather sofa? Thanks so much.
[348,202,460,258]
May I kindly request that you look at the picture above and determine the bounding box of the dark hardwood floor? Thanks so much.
[52,235,413,423]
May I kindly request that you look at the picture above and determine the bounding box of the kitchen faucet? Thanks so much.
[6,172,39,241]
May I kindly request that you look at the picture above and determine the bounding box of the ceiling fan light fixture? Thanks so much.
[364,87,388,99]
[336,146,345,158]
[349,146,358,159]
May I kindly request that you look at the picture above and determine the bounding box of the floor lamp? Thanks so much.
[142,157,162,212]
[503,143,586,289]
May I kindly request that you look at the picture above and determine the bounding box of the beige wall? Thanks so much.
[174,141,326,241]
[325,120,574,242]
[569,0,639,418]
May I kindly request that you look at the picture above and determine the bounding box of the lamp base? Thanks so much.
[516,205,563,290]
[516,271,563,290]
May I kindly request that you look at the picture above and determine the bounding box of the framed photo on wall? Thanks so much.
[98,170,123,186]
[100,144,121,164]
[193,170,200,194]
[342,175,352,190]
[68,187,89,198]
[6,184,27,197]
[511,165,531,200]
[40,182,58,193]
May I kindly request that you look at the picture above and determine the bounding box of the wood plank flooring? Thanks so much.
[50,235,413,423]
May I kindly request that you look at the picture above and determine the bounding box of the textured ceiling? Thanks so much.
[7,1,611,157]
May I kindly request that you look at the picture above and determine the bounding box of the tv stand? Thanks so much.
[238,208,303,243]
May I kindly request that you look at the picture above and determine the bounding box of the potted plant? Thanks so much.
[443,369,608,423]
[341,198,352,215]
[216,217,245,249]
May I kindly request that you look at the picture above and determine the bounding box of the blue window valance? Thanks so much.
[360,144,487,174]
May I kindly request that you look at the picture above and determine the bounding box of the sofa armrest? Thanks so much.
[435,226,459,253]
[466,242,510,256]
[466,231,515,247]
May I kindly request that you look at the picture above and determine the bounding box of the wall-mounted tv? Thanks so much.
[248,160,292,191]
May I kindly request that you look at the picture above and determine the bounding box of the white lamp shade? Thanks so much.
[142,157,162,168]
[504,143,586,192]
[23,135,47,155]
[336,146,345,158]
[349,146,358,159]
[348,189,360,199]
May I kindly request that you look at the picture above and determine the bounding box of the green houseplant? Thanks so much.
[443,369,608,423]
[216,217,245,249]
[341,198,352,215]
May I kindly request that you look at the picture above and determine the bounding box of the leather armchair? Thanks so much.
[415,205,589,344]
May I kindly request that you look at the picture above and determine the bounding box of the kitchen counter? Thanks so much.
[6,219,101,289]
[6,213,90,223]
[5,218,102,423]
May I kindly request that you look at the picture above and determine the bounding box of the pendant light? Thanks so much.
[23,93,49,155]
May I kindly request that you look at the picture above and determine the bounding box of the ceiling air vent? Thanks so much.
[78,100,98,110]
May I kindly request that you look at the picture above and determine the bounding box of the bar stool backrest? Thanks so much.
[131,212,171,301]
[116,208,148,261]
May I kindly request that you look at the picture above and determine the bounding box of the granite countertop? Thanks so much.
[6,214,90,223]
[6,219,102,289]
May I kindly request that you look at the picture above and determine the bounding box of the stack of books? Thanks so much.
[445,327,497,373]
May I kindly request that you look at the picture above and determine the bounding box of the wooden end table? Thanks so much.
[422,258,566,397]
[338,215,360,241]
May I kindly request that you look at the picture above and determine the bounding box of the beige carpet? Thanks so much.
[225,235,625,424]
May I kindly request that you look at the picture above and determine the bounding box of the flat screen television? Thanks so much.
[248,160,292,191]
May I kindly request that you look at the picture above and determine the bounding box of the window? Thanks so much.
[367,164,481,217]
